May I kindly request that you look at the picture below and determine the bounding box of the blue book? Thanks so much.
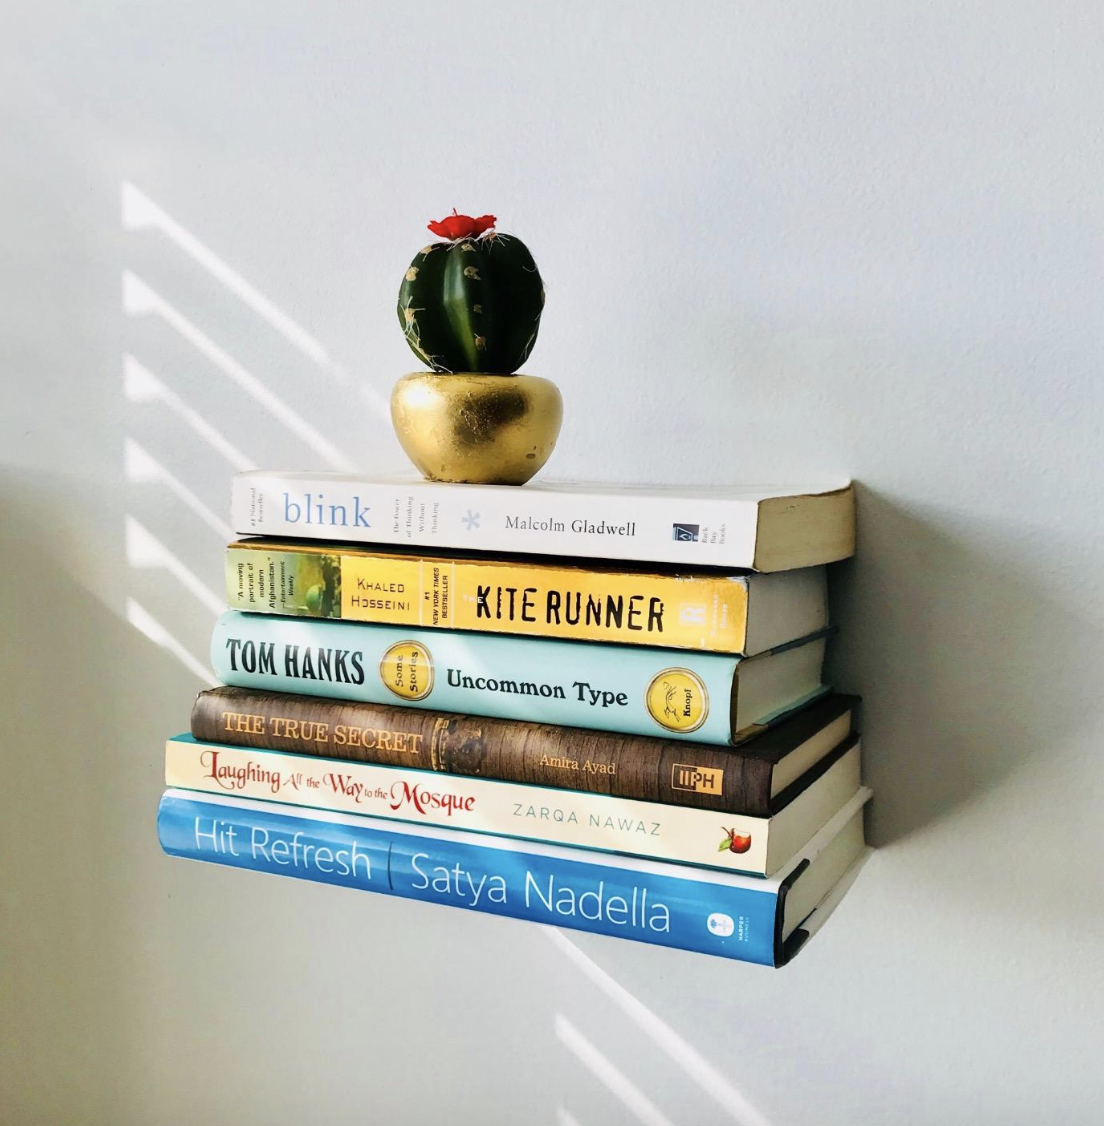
[211,610,830,745]
[158,786,870,965]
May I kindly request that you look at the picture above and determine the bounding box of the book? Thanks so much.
[157,786,871,965]
[211,611,830,745]
[164,733,861,876]
[231,472,855,571]
[225,538,828,655]
[191,688,856,817]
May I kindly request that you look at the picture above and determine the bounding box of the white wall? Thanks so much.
[3,3,1103,1123]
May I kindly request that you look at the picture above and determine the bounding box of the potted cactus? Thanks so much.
[391,211,562,485]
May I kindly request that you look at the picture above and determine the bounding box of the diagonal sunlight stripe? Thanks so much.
[122,181,333,368]
[127,598,216,686]
[360,375,391,422]
[557,1109,585,1126]
[545,930,774,1126]
[123,271,358,472]
[124,354,256,471]
[124,437,233,540]
[556,1016,677,1126]
[126,516,224,615]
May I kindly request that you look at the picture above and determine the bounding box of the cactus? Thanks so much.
[398,211,545,374]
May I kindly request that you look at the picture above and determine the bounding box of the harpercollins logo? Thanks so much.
[672,523,699,542]
[707,912,735,937]
[672,764,723,795]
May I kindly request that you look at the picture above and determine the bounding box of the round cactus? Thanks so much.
[398,211,545,375]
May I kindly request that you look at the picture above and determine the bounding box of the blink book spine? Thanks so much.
[210,612,824,745]
[192,687,785,815]
[157,789,788,963]
[225,539,763,654]
[232,472,776,569]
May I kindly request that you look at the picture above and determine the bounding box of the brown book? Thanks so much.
[191,687,855,817]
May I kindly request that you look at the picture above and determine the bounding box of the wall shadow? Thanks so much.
[826,484,1096,847]
[0,480,200,1124]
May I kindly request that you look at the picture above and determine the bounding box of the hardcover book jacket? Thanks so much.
[225,539,764,653]
[159,790,790,964]
[231,472,854,570]
[165,734,860,875]
[190,687,855,817]
[211,611,826,745]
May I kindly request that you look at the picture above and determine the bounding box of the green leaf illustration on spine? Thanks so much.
[390,210,562,486]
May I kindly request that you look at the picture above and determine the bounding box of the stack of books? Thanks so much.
[158,472,869,966]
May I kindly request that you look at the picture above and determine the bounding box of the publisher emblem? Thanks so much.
[679,604,707,625]
[672,523,699,542]
[645,668,709,733]
[380,641,434,701]
[719,827,752,854]
[707,912,735,937]
[672,764,723,795]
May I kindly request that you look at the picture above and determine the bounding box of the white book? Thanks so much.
[231,472,855,571]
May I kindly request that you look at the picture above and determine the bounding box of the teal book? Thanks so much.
[210,611,829,745]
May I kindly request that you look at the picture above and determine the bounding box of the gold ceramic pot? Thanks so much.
[390,371,563,485]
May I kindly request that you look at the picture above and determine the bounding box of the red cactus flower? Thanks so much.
[427,209,497,240]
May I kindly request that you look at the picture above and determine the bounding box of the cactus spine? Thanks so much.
[398,228,545,375]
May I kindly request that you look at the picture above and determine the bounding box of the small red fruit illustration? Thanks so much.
[719,828,752,854]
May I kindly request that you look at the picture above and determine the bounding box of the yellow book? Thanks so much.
[226,540,828,655]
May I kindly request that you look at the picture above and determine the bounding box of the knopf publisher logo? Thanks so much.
[672,523,699,542]
[645,669,709,733]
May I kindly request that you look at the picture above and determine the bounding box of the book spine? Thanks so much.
[211,611,743,744]
[157,789,783,963]
[191,688,777,816]
[225,541,752,654]
[231,474,764,568]
[166,736,778,874]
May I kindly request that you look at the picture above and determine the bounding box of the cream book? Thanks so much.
[165,733,861,876]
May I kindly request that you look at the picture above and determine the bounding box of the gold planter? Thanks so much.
[390,371,563,485]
